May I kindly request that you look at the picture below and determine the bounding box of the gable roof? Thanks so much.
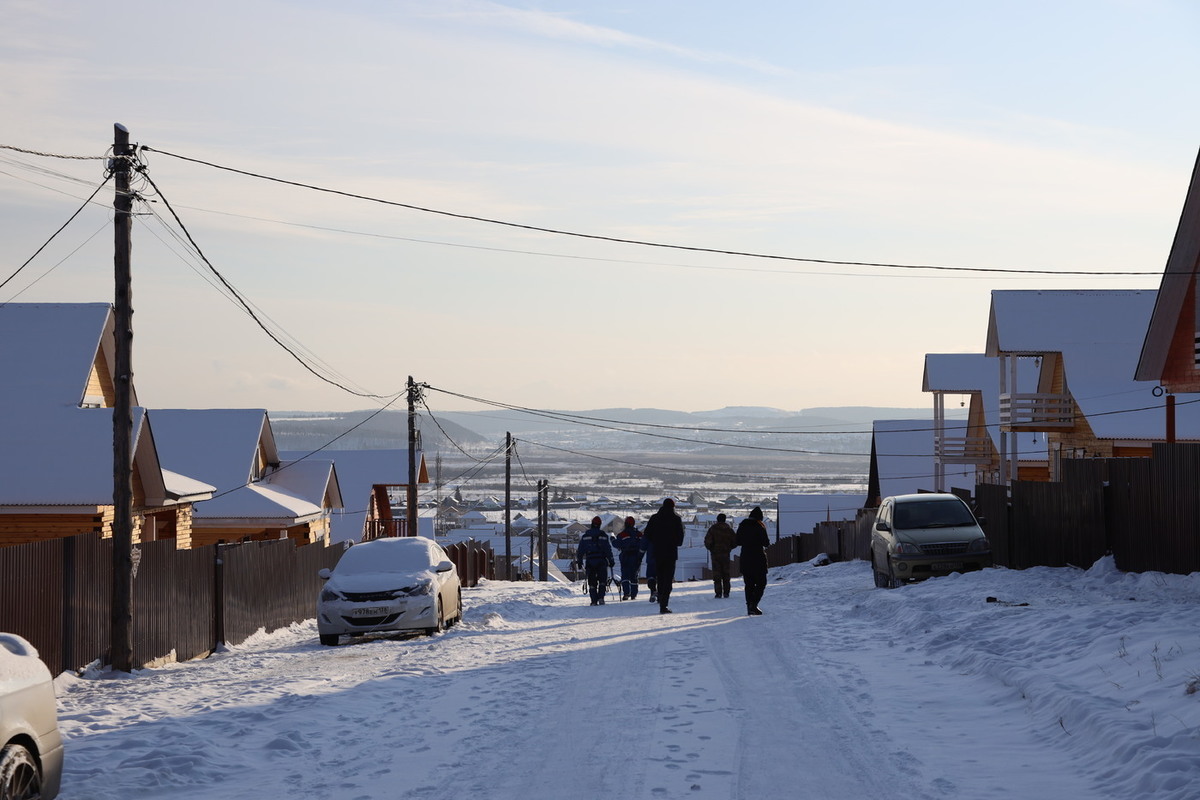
[1137,147,1200,382]
[984,290,1195,440]
[0,302,132,413]
[151,409,279,488]
[279,449,428,543]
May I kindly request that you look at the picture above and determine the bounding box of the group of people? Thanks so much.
[573,499,770,616]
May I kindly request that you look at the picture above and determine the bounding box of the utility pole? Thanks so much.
[504,432,512,580]
[538,479,549,581]
[110,123,135,672]
[407,376,419,537]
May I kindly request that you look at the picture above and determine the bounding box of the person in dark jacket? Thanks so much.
[612,516,645,600]
[643,498,684,614]
[576,516,615,605]
[737,507,770,615]
[641,534,658,604]
[704,513,738,599]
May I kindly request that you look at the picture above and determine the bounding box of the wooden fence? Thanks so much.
[977,443,1200,575]
[0,534,345,676]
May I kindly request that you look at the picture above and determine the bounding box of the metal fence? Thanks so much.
[0,534,345,676]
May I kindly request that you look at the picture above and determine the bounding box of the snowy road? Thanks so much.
[53,559,1200,799]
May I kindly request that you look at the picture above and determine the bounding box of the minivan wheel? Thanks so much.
[318,633,339,646]
[0,743,43,800]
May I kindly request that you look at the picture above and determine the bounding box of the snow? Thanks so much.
[52,558,1200,799]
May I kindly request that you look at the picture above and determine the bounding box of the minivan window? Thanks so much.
[894,499,975,529]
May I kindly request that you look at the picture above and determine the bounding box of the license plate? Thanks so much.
[351,606,388,616]
[933,562,963,571]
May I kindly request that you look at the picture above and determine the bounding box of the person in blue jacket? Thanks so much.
[575,516,615,605]
[612,516,645,600]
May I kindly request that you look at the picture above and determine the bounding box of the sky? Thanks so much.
[48,554,1200,799]
[1,1,1198,415]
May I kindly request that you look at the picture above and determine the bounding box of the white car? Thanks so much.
[317,537,462,646]
[0,633,64,799]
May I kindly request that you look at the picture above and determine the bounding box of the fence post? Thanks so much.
[213,544,225,647]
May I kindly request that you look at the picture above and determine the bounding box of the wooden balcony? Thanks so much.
[999,393,1074,431]
[935,435,993,464]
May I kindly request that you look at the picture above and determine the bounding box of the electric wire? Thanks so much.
[0,220,109,304]
[141,170,403,400]
[0,176,112,299]
[140,146,1158,278]
[0,144,107,160]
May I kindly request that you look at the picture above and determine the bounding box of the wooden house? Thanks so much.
[985,289,1200,482]
[280,449,428,543]
[153,410,341,547]
[1136,147,1200,402]
[923,353,1048,486]
[0,303,212,547]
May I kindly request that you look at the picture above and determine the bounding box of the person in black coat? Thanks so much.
[737,506,770,615]
[642,498,684,614]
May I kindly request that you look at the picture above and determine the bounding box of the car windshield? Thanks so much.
[335,541,437,574]
[893,499,976,529]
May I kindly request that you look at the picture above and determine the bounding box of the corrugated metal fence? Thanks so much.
[0,534,345,676]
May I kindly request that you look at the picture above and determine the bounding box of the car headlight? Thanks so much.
[403,580,434,597]
[320,588,342,602]
[967,537,990,553]
[892,542,923,555]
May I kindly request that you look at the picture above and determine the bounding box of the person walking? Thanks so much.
[737,507,770,615]
[641,533,658,604]
[704,513,737,599]
[643,498,684,614]
[613,516,645,600]
[576,516,615,605]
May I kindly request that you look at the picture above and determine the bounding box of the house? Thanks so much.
[154,410,340,547]
[866,419,976,506]
[923,353,1047,486]
[0,303,212,547]
[1136,147,1200,401]
[280,449,428,543]
[985,290,1200,482]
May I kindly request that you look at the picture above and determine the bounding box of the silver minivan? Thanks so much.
[870,493,991,588]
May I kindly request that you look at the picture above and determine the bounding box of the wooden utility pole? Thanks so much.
[407,376,419,537]
[538,479,549,581]
[110,123,135,672]
[504,432,512,580]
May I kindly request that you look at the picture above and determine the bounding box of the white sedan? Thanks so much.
[317,537,462,646]
[0,633,64,799]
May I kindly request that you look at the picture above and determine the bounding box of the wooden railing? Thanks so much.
[999,393,1074,430]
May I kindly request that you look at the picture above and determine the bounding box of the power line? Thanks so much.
[140,146,1158,277]
[0,176,112,300]
[140,170,403,401]
[0,144,107,160]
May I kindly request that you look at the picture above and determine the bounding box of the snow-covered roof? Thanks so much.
[0,407,161,506]
[271,458,343,510]
[279,449,426,543]
[191,481,324,527]
[161,469,216,502]
[0,302,132,413]
[923,353,1042,451]
[153,409,277,488]
[870,419,975,500]
[985,290,1199,440]
[777,493,867,537]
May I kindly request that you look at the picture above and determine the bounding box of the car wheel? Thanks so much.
[0,743,43,800]
[425,597,444,636]
[318,633,339,646]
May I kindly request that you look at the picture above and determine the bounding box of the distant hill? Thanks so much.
[270,409,486,452]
